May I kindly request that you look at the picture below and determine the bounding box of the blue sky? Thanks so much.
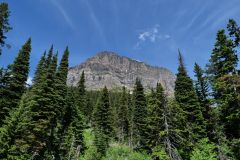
[1,0,240,79]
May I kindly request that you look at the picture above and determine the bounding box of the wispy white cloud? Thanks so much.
[50,0,75,30]
[83,0,108,47]
[198,2,240,31]
[134,25,170,49]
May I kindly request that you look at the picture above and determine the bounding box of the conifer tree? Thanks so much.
[175,51,206,158]
[194,63,214,140]
[93,86,113,158]
[55,47,69,124]
[60,87,85,159]
[118,86,129,143]
[206,30,238,84]
[0,2,11,55]
[227,19,240,47]
[14,53,58,159]
[32,51,46,86]
[207,27,240,158]
[146,83,165,149]
[93,86,113,137]
[206,29,239,136]
[127,90,134,147]
[132,78,148,151]
[78,71,88,123]
[0,92,31,159]
[0,38,31,125]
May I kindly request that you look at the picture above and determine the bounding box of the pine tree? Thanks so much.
[93,86,113,157]
[0,2,11,55]
[127,90,134,147]
[52,47,70,158]
[118,86,129,143]
[0,65,11,127]
[175,51,206,158]
[163,98,185,160]
[146,83,165,149]
[32,51,46,86]
[132,78,148,151]
[14,53,59,159]
[194,63,214,140]
[207,27,240,158]
[93,86,113,137]
[60,87,85,159]
[227,19,240,47]
[54,48,69,125]
[0,92,32,159]
[0,38,31,125]
[78,71,88,123]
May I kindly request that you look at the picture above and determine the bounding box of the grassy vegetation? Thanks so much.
[80,129,152,160]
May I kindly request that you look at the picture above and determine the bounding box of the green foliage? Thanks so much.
[93,87,113,137]
[78,71,89,124]
[194,63,215,140]
[0,2,11,55]
[32,51,46,86]
[146,83,165,149]
[175,51,206,147]
[133,78,148,150]
[227,19,240,47]
[207,29,238,80]
[152,146,170,160]
[60,87,86,159]
[190,138,217,160]
[207,23,240,141]
[0,38,31,125]
[93,87,113,157]
[0,91,33,159]
[102,144,151,160]
[230,138,240,159]
[117,86,129,143]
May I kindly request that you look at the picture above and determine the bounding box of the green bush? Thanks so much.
[190,138,217,160]
[102,143,151,160]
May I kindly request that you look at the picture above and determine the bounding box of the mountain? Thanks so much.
[67,51,176,96]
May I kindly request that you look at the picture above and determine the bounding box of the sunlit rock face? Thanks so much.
[67,51,176,96]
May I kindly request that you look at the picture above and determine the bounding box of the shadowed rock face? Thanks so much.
[67,51,176,96]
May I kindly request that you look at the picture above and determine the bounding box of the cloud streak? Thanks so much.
[50,0,75,30]
[84,0,108,47]
[135,25,170,49]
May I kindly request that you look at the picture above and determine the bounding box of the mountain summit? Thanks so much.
[67,51,175,95]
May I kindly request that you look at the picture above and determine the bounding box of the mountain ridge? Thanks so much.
[67,51,176,96]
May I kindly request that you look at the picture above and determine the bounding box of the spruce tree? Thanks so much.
[93,86,113,157]
[0,92,32,159]
[93,86,113,137]
[207,27,240,158]
[0,2,11,55]
[127,90,134,147]
[14,53,58,159]
[53,47,70,158]
[78,71,88,123]
[132,78,148,151]
[206,29,238,87]
[194,63,214,140]
[0,38,31,125]
[146,83,165,149]
[60,87,85,159]
[175,51,206,158]
[227,19,240,47]
[118,86,129,143]
[32,51,46,86]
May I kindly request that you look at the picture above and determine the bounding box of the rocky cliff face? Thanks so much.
[67,51,176,96]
